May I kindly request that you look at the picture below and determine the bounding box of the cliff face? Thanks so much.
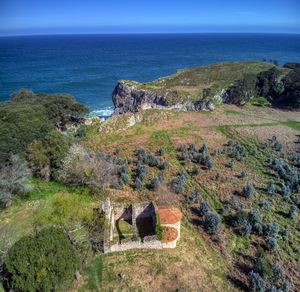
[112,62,300,115]
[112,81,167,115]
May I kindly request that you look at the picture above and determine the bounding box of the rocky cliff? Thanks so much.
[112,62,300,115]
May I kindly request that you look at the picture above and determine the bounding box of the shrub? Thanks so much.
[272,262,284,283]
[137,164,149,181]
[27,130,70,179]
[263,223,280,238]
[240,171,247,179]
[248,210,263,234]
[288,204,297,218]
[265,237,278,251]
[189,143,198,153]
[171,170,189,194]
[150,177,160,191]
[239,219,252,236]
[157,160,168,170]
[204,211,221,235]
[200,144,207,153]
[282,226,289,241]
[135,177,144,190]
[204,156,213,170]
[120,173,129,185]
[4,227,80,291]
[259,200,271,211]
[267,182,276,196]
[281,184,291,199]
[191,165,200,176]
[199,200,210,216]
[60,144,117,192]
[187,192,201,204]
[158,171,164,183]
[253,253,273,279]
[0,155,32,208]
[227,160,235,169]
[283,279,292,292]
[248,270,265,292]
[242,183,255,199]
[157,147,165,156]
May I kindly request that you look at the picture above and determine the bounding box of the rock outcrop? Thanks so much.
[112,81,167,114]
[112,62,300,115]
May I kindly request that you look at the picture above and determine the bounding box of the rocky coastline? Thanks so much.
[112,61,300,115]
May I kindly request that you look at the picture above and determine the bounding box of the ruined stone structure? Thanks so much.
[101,199,182,253]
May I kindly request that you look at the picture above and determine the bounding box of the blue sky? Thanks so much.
[0,0,300,36]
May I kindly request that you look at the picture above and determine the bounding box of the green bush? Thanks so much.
[27,130,70,179]
[204,211,221,235]
[4,227,80,291]
[0,103,53,164]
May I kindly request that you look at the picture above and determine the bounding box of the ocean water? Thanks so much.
[1,33,300,116]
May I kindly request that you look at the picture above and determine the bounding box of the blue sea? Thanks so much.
[1,33,300,116]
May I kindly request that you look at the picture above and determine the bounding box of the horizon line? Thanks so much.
[1,31,300,38]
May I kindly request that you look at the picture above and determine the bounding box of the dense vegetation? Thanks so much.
[2,227,79,291]
[0,88,88,164]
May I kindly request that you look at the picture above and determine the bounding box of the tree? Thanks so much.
[199,201,210,216]
[288,204,297,219]
[281,184,291,199]
[191,165,200,176]
[204,211,221,235]
[171,170,188,194]
[150,177,160,191]
[60,144,117,192]
[4,227,79,291]
[248,270,265,292]
[239,219,252,237]
[137,164,149,181]
[0,155,32,208]
[267,182,276,196]
[203,156,213,170]
[263,223,280,238]
[272,262,284,283]
[265,237,278,251]
[27,130,70,179]
[242,183,255,199]
[135,177,144,190]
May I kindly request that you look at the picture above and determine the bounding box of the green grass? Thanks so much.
[116,219,133,235]
[80,256,104,292]
[250,96,271,107]
[0,179,97,253]
[280,119,300,131]
[223,108,240,115]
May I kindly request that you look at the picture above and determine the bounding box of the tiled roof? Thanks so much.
[162,227,178,243]
[158,206,182,225]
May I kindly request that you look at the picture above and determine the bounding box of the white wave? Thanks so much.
[89,107,114,118]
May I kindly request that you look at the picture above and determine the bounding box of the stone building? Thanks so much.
[101,199,182,253]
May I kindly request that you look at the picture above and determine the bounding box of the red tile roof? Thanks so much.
[162,227,178,243]
[158,206,182,225]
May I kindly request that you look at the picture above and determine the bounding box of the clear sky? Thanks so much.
[0,0,300,36]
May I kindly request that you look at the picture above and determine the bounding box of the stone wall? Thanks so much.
[102,199,180,253]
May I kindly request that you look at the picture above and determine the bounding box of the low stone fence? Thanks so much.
[107,237,163,253]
